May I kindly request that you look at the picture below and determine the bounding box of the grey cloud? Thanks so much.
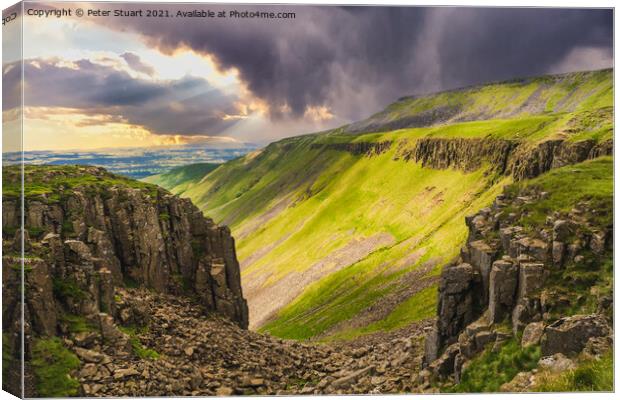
[11,58,239,135]
[120,52,156,76]
[92,5,612,122]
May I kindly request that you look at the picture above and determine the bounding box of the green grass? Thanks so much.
[60,314,96,333]
[31,337,80,397]
[181,130,610,340]
[256,166,507,339]
[347,69,611,136]
[536,352,613,392]
[142,163,220,195]
[131,69,612,341]
[118,326,160,360]
[505,157,613,229]
[2,165,160,200]
[325,284,438,341]
[445,339,541,393]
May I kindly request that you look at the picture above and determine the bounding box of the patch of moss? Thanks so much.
[27,227,45,239]
[171,273,193,293]
[61,219,75,236]
[31,337,80,397]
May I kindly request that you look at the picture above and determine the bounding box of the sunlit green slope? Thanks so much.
[143,163,218,196]
[147,69,612,340]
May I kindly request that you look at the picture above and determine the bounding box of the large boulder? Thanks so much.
[427,343,460,378]
[540,314,611,357]
[521,322,544,347]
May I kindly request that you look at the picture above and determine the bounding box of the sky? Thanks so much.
[1,3,614,151]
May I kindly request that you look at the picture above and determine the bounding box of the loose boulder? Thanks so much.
[540,314,611,357]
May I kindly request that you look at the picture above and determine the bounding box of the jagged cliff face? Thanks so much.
[2,165,248,396]
[419,158,613,389]
[320,136,613,181]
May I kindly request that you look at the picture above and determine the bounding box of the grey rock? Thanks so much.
[428,343,459,378]
[552,241,565,267]
[488,259,518,324]
[468,241,497,303]
[437,263,477,345]
[538,353,576,373]
[423,326,440,365]
[75,347,104,363]
[330,366,374,389]
[521,322,544,347]
[541,314,612,357]
[113,368,140,379]
[552,220,571,242]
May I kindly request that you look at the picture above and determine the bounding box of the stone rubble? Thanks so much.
[74,288,432,396]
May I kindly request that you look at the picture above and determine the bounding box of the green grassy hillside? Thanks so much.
[143,163,219,196]
[147,69,612,340]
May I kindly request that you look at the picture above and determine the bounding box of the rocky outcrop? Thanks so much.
[399,138,515,174]
[421,185,613,385]
[5,166,247,329]
[310,141,392,156]
[395,137,612,181]
[2,166,249,395]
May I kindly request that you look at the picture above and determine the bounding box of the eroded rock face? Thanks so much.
[394,137,612,181]
[422,183,613,386]
[2,166,249,344]
[540,314,612,357]
[311,141,392,156]
[3,166,250,396]
[436,263,478,347]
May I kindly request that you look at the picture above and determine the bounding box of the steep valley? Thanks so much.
[148,69,613,342]
[3,68,614,396]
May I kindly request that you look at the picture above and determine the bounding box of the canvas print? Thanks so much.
[1,2,614,397]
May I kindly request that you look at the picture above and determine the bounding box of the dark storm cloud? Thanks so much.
[7,58,239,135]
[120,52,156,76]
[94,5,612,121]
[432,8,613,89]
